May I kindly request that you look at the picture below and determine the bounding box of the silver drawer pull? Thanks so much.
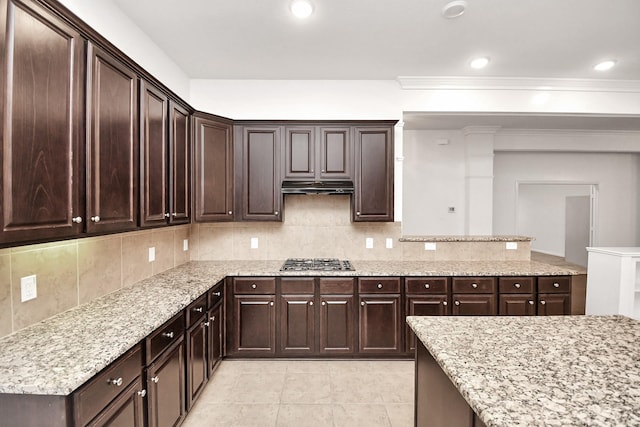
[454,301,460,306]
[151,376,159,383]
[514,283,521,288]
[162,331,174,339]
[424,284,430,289]
[377,283,383,289]
[553,282,560,288]
[108,377,123,386]
[471,283,478,289]
[193,306,204,313]
[137,389,146,397]
[251,284,257,289]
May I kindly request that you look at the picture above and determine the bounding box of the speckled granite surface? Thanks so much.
[0,259,584,396]
[399,235,534,242]
[407,315,640,427]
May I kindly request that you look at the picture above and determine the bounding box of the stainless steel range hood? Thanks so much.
[281,180,354,195]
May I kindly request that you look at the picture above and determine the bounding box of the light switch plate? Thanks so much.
[365,237,374,249]
[183,239,189,251]
[251,237,259,249]
[386,238,393,249]
[424,242,437,251]
[506,242,518,250]
[21,275,37,302]
[148,247,155,262]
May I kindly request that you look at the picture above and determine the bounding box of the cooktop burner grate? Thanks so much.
[280,258,354,271]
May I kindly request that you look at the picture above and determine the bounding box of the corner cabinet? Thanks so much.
[0,0,85,245]
[194,113,234,221]
[86,42,139,234]
[353,125,394,222]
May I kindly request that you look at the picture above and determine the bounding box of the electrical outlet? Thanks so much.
[250,237,259,249]
[424,242,437,251]
[386,238,393,249]
[183,239,189,251]
[365,237,374,249]
[506,242,518,250]
[148,247,155,262]
[21,275,37,302]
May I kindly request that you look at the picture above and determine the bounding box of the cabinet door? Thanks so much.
[86,42,138,233]
[538,293,571,315]
[283,127,314,179]
[86,377,145,427]
[237,127,281,221]
[452,294,497,315]
[499,294,536,316]
[406,296,449,352]
[319,127,351,180]
[280,294,315,355]
[353,126,394,222]
[358,295,401,354]
[207,304,222,375]
[186,320,208,410]
[168,101,190,224]
[139,80,168,228]
[0,0,84,244]
[146,339,185,427]
[232,295,276,354]
[319,295,355,354]
[194,114,233,221]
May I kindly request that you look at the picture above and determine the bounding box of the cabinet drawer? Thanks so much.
[319,278,354,294]
[358,277,401,294]
[208,281,224,308]
[73,344,142,426]
[499,277,534,294]
[146,312,185,364]
[452,277,497,293]
[186,293,207,328]
[234,277,276,294]
[281,277,315,294]
[406,277,449,294]
[538,276,571,293]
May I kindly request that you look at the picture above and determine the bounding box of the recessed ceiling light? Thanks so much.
[442,1,467,19]
[594,60,616,71]
[291,0,313,19]
[470,57,490,69]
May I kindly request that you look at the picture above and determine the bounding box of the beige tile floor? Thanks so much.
[182,359,415,427]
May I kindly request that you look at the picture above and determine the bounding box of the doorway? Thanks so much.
[516,182,598,266]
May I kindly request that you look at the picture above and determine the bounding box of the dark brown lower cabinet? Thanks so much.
[499,294,536,315]
[280,294,315,355]
[207,303,223,375]
[231,295,276,355]
[452,294,497,315]
[86,377,145,427]
[146,339,185,427]
[405,295,449,352]
[319,294,355,354]
[358,295,401,354]
[186,318,208,411]
[538,293,571,315]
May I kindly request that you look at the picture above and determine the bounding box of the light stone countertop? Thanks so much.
[399,235,534,242]
[0,259,585,396]
[407,315,640,427]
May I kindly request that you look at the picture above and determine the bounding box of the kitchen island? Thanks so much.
[407,315,640,427]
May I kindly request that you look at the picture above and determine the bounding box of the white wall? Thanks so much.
[58,0,190,100]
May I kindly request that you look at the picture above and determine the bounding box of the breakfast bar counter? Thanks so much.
[407,315,640,427]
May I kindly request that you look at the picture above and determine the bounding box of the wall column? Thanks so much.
[463,126,499,235]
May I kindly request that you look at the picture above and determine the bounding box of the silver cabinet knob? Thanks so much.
[321,301,326,306]
[228,211,233,215]
[164,213,170,218]
[251,284,257,289]
[203,321,209,327]
[361,301,365,306]
[275,211,279,215]
[454,301,460,306]
[212,292,221,296]
[309,301,314,306]
[540,300,546,305]
[553,282,560,288]
[151,376,159,383]
[442,301,448,306]
[424,284,430,289]
[377,283,383,289]
[162,331,174,339]
[514,283,521,288]
[193,306,204,313]
[471,283,478,289]
[270,301,274,306]
[108,377,123,386]
[210,316,215,322]
[91,215,100,222]
[137,389,147,397]
[528,300,534,305]
[72,216,83,224]
[172,213,177,217]
[321,169,325,173]
[356,211,361,216]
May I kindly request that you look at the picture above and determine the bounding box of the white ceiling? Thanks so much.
[112,0,640,81]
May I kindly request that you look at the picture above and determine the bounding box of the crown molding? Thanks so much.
[396,76,640,93]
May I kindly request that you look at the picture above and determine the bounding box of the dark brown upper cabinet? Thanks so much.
[140,80,169,227]
[283,126,351,181]
[0,0,85,245]
[193,113,234,221]
[168,101,190,224]
[86,42,139,234]
[235,125,282,221]
[353,125,394,222]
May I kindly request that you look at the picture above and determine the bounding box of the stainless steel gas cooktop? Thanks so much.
[280,258,354,272]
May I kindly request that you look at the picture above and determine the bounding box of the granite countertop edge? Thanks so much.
[0,259,585,396]
[399,235,534,242]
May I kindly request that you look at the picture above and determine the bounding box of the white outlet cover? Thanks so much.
[424,242,437,251]
[506,242,518,250]
[183,239,189,251]
[386,238,393,249]
[21,275,37,302]
[365,237,374,249]
[251,237,259,249]
[149,247,156,262]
